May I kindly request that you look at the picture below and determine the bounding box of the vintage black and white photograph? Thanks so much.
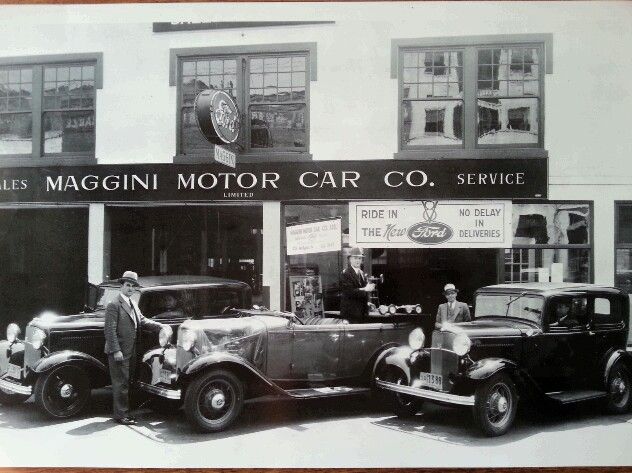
[0,0,631,469]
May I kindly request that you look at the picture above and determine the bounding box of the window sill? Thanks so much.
[173,152,313,164]
[0,155,98,168]
[394,148,548,160]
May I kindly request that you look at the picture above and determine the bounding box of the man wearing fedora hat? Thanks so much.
[339,247,375,321]
[104,270,164,425]
[435,283,471,329]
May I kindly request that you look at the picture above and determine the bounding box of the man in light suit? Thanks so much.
[104,271,163,425]
[339,247,375,322]
[435,283,471,329]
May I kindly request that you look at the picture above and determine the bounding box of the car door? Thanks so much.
[528,295,593,392]
[289,322,343,382]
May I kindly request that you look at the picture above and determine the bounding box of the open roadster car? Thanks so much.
[0,276,251,418]
[375,283,632,436]
[138,308,420,432]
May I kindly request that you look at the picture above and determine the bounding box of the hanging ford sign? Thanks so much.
[194,89,240,144]
[407,222,454,245]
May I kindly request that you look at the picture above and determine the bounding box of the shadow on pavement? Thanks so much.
[371,399,632,446]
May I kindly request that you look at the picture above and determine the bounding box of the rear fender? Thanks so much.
[30,350,108,386]
[603,349,632,386]
[466,357,518,381]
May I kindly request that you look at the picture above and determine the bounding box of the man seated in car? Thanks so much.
[551,300,586,327]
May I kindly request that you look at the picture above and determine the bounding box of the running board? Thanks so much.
[284,386,370,399]
[546,390,607,404]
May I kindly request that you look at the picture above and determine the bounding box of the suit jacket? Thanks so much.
[435,301,471,328]
[104,294,162,359]
[339,266,369,321]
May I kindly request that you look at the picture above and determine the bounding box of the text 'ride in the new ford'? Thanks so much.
[376,283,632,436]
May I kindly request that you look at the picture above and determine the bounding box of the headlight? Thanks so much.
[6,323,21,343]
[408,328,425,350]
[159,325,173,347]
[452,333,472,356]
[388,304,397,315]
[378,305,388,315]
[30,327,47,350]
[414,305,422,314]
[179,329,196,352]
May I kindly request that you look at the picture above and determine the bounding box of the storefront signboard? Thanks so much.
[349,200,512,248]
[286,218,342,255]
[0,158,546,203]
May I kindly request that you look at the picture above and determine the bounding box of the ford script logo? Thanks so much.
[407,222,453,245]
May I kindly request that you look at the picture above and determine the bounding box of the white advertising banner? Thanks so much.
[350,201,512,248]
[286,218,342,255]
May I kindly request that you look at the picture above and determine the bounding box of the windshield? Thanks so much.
[475,294,544,325]
[88,286,139,311]
[139,287,247,319]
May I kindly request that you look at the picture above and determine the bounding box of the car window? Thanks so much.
[548,297,588,330]
[139,288,243,319]
[474,294,543,324]
[93,286,124,310]
[593,297,622,326]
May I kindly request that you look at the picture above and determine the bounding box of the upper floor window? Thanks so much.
[0,53,102,164]
[396,35,551,153]
[173,44,315,159]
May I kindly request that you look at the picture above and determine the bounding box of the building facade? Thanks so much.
[0,3,630,340]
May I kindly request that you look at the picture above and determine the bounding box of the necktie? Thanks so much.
[130,300,139,328]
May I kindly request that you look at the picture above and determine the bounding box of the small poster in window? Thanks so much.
[289,275,324,319]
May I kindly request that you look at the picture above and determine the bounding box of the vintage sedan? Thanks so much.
[0,275,251,418]
[138,308,419,432]
[375,283,632,436]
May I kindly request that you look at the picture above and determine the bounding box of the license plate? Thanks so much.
[7,363,21,380]
[418,372,442,390]
[159,369,172,384]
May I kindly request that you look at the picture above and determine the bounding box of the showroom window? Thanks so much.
[395,34,551,154]
[0,53,102,164]
[504,202,592,283]
[172,44,315,159]
[615,202,632,295]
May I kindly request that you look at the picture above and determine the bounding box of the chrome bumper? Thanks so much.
[375,379,475,406]
[137,381,181,400]
[0,376,33,396]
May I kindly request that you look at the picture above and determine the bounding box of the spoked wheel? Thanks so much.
[384,367,422,418]
[184,369,244,433]
[0,387,30,406]
[605,362,632,414]
[34,365,91,418]
[473,373,517,437]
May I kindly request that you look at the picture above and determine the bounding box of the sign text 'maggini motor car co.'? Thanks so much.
[350,201,512,248]
[0,158,546,203]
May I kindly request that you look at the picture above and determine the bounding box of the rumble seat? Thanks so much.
[301,317,349,325]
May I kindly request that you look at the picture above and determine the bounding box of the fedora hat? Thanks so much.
[119,270,140,286]
[443,283,458,294]
[348,247,365,258]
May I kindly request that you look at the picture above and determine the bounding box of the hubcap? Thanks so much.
[205,389,226,411]
[59,384,74,399]
[615,378,626,395]
[496,395,508,414]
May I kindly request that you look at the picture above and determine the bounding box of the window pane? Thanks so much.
[616,249,632,294]
[478,46,540,99]
[478,98,538,144]
[181,107,213,155]
[43,110,95,154]
[512,203,590,245]
[402,100,463,146]
[0,113,32,154]
[504,248,590,283]
[618,206,632,243]
[44,64,95,111]
[249,104,306,149]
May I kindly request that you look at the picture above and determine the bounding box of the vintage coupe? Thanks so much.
[0,276,251,418]
[376,283,632,436]
[138,308,420,432]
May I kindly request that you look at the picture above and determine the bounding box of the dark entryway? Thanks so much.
[0,208,89,334]
[372,248,499,314]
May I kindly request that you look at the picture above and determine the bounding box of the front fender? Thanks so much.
[373,345,414,382]
[466,357,518,381]
[31,350,107,376]
[182,351,275,385]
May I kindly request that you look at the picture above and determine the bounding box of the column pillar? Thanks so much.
[88,203,106,283]
[262,202,282,311]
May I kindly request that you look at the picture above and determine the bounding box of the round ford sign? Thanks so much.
[407,222,453,245]
[194,89,240,144]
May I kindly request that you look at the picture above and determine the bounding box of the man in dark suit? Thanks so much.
[104,271,163,425]
[435,283,471,329]
[339,247,375,322]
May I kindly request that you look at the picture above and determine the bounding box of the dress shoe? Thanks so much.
[115,417,137,425]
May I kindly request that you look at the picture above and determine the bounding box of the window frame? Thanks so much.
[614,201,632,294]
[0,53,103,167]
[393,34,552,159]
[170,43,317,163]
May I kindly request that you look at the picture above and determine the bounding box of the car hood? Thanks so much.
[28,310,105,332]
[440,318,540,338]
